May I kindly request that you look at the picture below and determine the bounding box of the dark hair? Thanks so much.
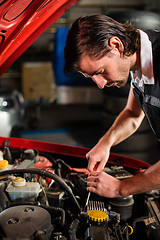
[64,14,140,73]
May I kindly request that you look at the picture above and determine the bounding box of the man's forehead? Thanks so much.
[78,54,97,73]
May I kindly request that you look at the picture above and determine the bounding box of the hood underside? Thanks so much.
[0,0,78,76]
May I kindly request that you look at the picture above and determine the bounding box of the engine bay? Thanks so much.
[0,141,159,240]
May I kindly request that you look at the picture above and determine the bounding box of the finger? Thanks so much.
[97,160,107,171]
[87,186,98,194]
[88,171,99,178]
[87,176,98,183]
[91,170,100,175]
[87,160,98,172]
[87,162,94,172]
[86,154,94,171]
[86,152,90,159]
[87,173,100,185]
[87,181,97,188]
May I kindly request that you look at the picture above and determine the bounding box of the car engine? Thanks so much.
[0,145,159,240]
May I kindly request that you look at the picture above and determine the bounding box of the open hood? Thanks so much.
[0,0,78,76]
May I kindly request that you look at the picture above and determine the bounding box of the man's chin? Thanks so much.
[117,80,128,88]
[116,83,124,88]
[105,79,127,88]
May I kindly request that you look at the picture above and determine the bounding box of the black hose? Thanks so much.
[132,216,148,229]
[0,168,80,213]
[56,159,71,169]
[40,204,65,227]
[68,219,79,240]
[55,159,71,177]
[0,177,9,181]
[55,161,62,178]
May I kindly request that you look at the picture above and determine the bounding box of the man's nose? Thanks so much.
[92,76,105,89]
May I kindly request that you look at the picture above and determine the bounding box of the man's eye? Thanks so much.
[95,71,103,75]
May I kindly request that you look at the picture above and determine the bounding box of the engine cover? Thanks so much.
[0,205,53,240]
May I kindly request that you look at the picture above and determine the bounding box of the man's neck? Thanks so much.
[130,51,141,71]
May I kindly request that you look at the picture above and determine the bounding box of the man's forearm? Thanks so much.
[87,161,160,198]
[100,107,144,148]
[86,86,145,172]
[119,161,160,197]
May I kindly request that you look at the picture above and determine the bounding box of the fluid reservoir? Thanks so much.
[85,210,109,240]
[6,177,41,201]
[0,160,14,172]
[88,210,108,224]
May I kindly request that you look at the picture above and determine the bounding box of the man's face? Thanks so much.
[78,50,131,89]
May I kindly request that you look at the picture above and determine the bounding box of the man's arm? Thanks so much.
[87,160,160,198]
[86,85,145,171]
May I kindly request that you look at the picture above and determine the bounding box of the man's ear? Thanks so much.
[109,36,124,54]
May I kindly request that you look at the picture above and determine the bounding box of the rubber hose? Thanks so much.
[68,219,79,240]
[0,168,80,213]
[40,204,65,227]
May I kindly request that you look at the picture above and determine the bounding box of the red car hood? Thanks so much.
[0,0,78,76]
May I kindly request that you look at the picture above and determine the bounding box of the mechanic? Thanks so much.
[64,14,160,198]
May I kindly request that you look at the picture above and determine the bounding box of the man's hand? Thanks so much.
[87,161,160,198]
[87,171,121,198]
[86,141,110,172]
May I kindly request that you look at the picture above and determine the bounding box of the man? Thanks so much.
[64,14,160,198]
